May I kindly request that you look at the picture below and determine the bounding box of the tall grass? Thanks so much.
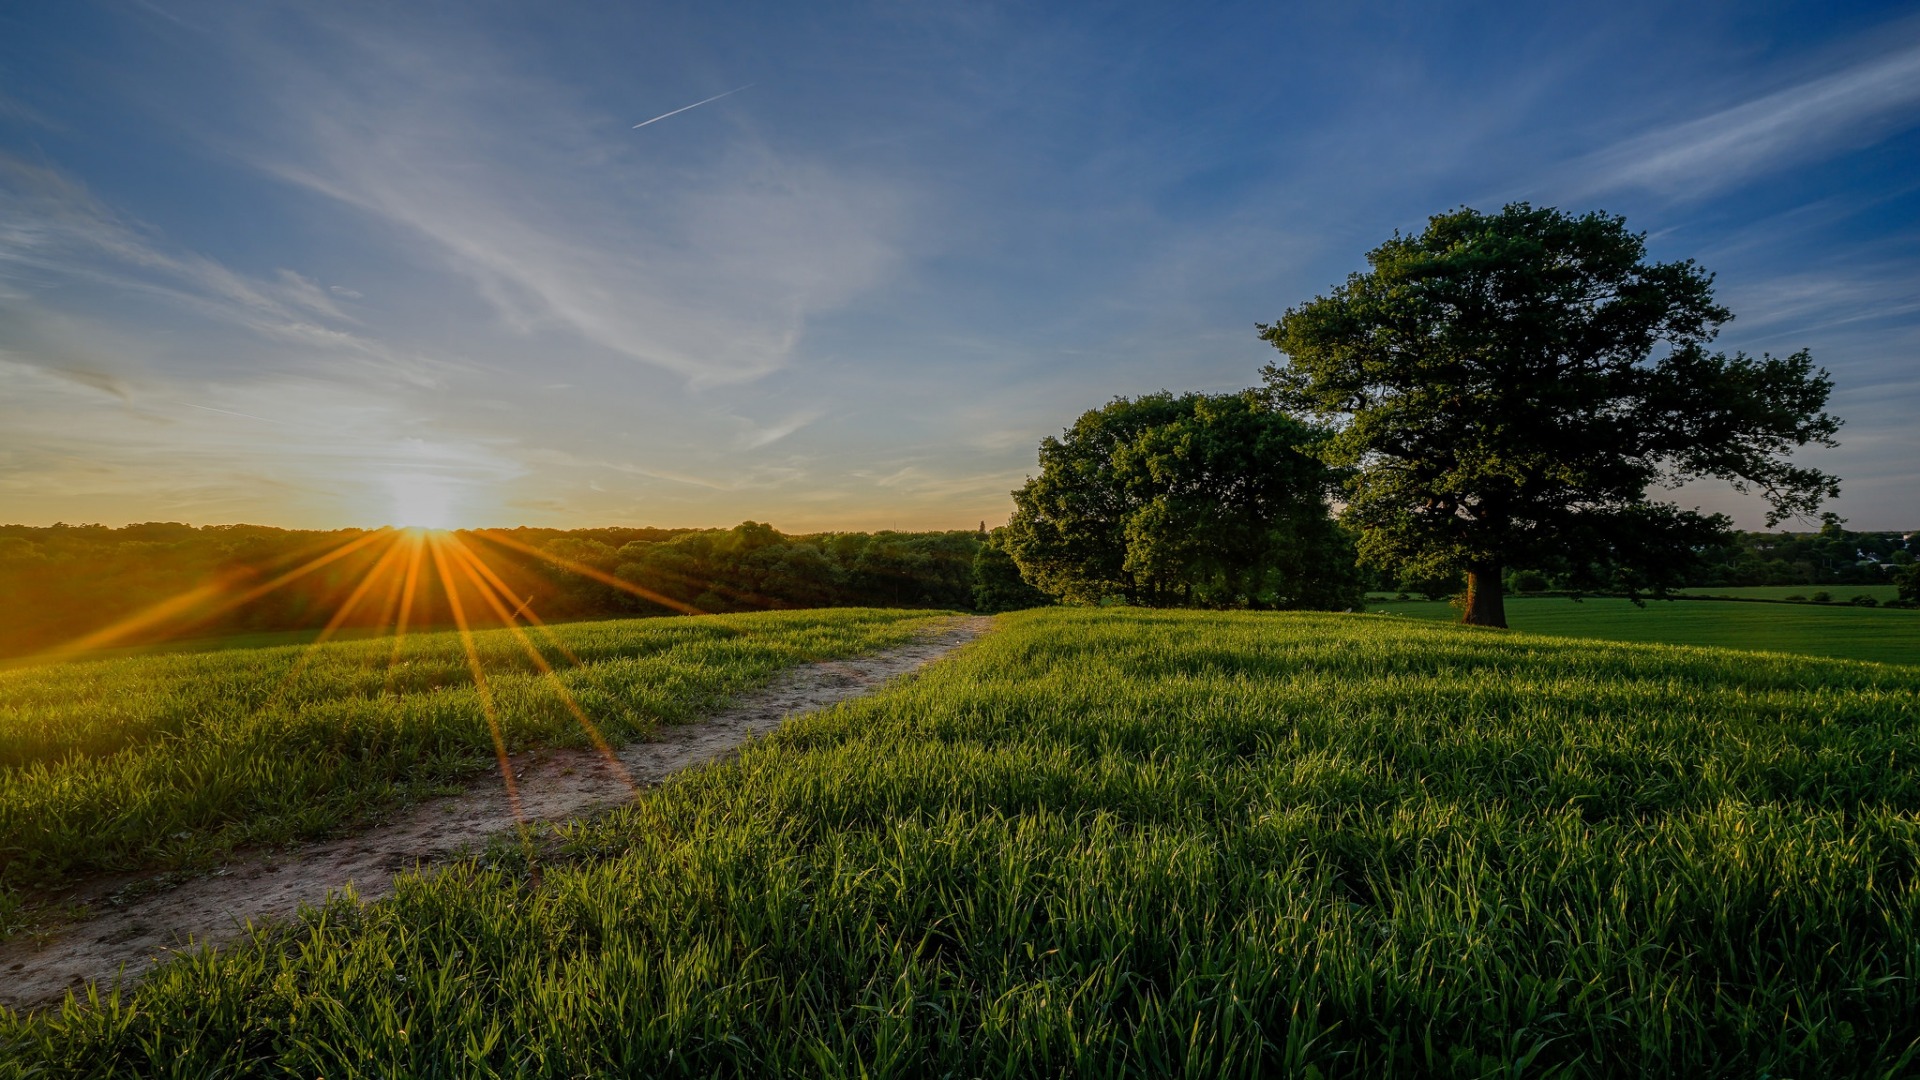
[8,608,1920,1076]
[0,610,941,897]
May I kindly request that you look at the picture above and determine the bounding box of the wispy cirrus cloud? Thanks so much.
[1564,38,1920,200]
[0,154,428,385]
[1722,266,1920,335]
[520,446,806,492]
[233,15,905,387]
[868,463,1030,502]
[736,408,825,451]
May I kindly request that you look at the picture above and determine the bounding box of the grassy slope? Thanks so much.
[10,608,1918,1076]
[1367,595,1920,666]
[0,610,941,900]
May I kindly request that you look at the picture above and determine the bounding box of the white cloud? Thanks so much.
[736,408,825,451]
[1566,39,1920,199]
[239,18,907,387]
[519,446,805,492]
[0,155,445,388]
[1722,267,1920,334]
[867,463,1028,501]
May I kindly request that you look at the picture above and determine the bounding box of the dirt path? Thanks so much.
[1,616,991,1013]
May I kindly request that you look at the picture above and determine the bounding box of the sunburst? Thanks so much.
[22,523,715,822]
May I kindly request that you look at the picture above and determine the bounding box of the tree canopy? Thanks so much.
[1261,203,1841,626]
[1003,391,1361,610]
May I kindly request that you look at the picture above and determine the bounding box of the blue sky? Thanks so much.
[2,0,1916,531]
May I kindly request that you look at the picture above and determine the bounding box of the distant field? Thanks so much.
[1366,584,1904,605]
[1673,583,1902,602]
[1367,595,1920,665]
[0,610,941,903]
[10,608,1919,1075]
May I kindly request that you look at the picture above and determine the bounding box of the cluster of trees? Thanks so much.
[1693,519,1912,588]
[997,204,1848,626]
[1001,392,1361,611]
[572,523,981,613]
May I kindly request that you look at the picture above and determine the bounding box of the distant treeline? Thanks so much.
[1695,523,1914,588]
[0,521,1017,660]
[1371,519,1917,598]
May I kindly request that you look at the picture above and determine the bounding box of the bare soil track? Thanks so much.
[1,616,991,1013]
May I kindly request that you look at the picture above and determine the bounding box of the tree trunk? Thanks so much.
[1462,561,1507,628]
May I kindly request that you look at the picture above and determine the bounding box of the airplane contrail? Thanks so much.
[164,400,284,425]
[632,84,754,129]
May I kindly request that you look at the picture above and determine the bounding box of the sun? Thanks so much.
[381,473,461,531]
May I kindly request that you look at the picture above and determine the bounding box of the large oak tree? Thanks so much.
[1261,204,1840,627]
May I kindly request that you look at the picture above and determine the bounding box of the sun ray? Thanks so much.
[371,531,416,643]
[385,529,429,694]
[314,533,410,642]
[426,531,523,821]
[23,529,392,664]
[469,529,706,616]
[261,530,416,704]
[446,536,587,667]
[443,536,637,793]
[214,528,392,612]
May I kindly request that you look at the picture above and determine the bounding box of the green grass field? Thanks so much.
[8,608,1918,1076]
[1366,595,1920,666]
[1673,583,1902,602]
[0,610,942,907]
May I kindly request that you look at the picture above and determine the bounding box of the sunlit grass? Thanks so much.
[0,608,945,901]
[10,608,1919,1075]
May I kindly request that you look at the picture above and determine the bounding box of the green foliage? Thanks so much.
[1692,522,1913,588]
[1508,568,1549,593]
[10,609,1920,1075]
[971,528,1050,613]
[0,610,939,898]
[1005,391,1361,610]
[1262,203,1842,625]
[615,522,981,613]
[1897,563,1920,604]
